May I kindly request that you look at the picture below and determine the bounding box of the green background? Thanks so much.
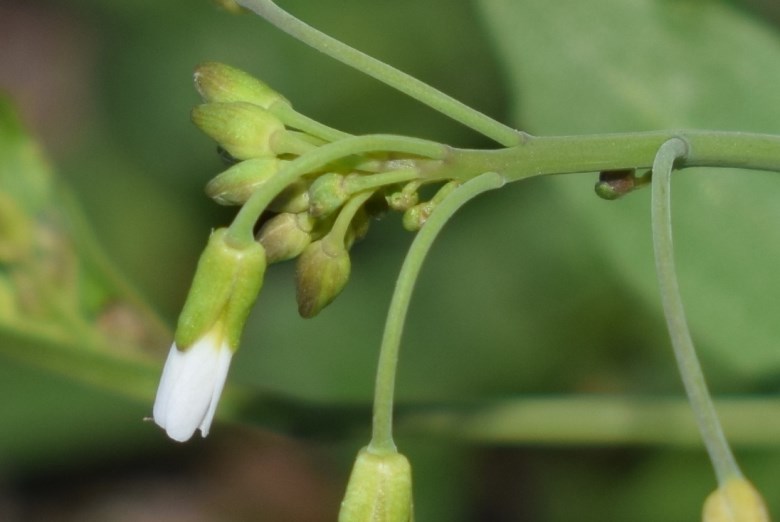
[1,0,779,520]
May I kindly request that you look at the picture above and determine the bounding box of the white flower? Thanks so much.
[152,327,233,442]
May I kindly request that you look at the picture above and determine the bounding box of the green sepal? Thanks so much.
[194,62,289,109]
[338,447,413,522]
[257,212,313,264]
[206,158,283,206]
[175,228,266,349]
[191,102,285,161]
[295,237,350,318]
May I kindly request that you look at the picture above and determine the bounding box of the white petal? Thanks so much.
[152,331,231,442]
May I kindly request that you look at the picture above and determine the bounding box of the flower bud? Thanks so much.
[338,448,413,522]
[295,238,350,318]
[703,478,769,522]
[191,102,285,161]
[175,228,267,349]
[594,169,650,200]
[206,158,282,205]
[386,189,419,212]
[268,179,310,214]
[257,212,314,263]
[194,62,289,109]
[402,202,434,232]
[308,173,349,217]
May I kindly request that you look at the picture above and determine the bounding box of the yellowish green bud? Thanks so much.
[295,238,350,318]
[257,212,314,263]
[206,158,282,205]
[401,202,434,232]
[308,173,349,217]
[386,190,419,212]
[175,228,267,349]
[338,448,413,522]
[210,0,246,14]
[193,62,289,109]
[703,478,769,522]
[191,102,285,161]
[268,179,311,214]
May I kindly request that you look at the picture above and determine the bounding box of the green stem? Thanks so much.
[368,171,505,454]
[226,134,449,247]
[651,138,741,485]
[448,131,780,182]
[271,103,351,142]
[235,0,525,147]
[344,168,422,194]
[325,190,373,247]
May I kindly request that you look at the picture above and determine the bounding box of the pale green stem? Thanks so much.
[226,134,448,247]
[344,168,422,194]
[235,0,525,147]
[651,138,741,485]
[271,103,351,142]
[324,190,374,249]
[368,171,505,454]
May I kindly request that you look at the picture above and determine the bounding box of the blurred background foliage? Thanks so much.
[1,0,780,520]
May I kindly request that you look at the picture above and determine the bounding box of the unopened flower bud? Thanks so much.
[594,169,650,200]
[703,478,769,522]
[338,448,413,522]
[175,228,266,349]
[402,202,434,232]
[308,173,349,217]
[268,179,310,214]
[257,212,314,263]
[386,190,419,212]
[206,158,282,205]
[295,238,350,318]
[192,102,285,161]
[194,62,289,109]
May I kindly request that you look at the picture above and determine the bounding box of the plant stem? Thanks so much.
[368,171,504,454]
[225,134,449,247]
[651,138,742,485]
[448,131,780,182]
[235,0,525,147]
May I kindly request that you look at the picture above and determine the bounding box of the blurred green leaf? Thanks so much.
[479,0,780,382]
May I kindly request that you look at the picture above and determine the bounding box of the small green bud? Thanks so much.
[386,189,419,212]
[268,179,311,214]
[703,478,769,522]
[402,202,434,232]
[308,173,349,218]
[295,238,350,318]
[193,62,289,109]
[257,212,314,263]
[338,448,413,522]
[594,169,650,200]
[176,228,267,349]
[206,158,282,206]
[191,102,285,161]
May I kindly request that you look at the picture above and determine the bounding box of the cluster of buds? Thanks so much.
[153,62,457,442]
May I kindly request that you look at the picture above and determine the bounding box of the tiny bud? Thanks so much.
[296,238,350,318]
[402,202,434,232]
[257,212,314,263]
[386,190,419,212]
[308,173,349,218]
[268,179,311,214]
[194,62,289,109]
[595,169,650,200]
[206,158,282,205]
[191,102,285,161]
[703,478,769,522]
[338,448,413,522]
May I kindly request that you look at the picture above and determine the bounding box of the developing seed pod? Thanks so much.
[256,212,314,263]
[338,448,413,522]
[308,173,350,217]
[206,158,282,205]
[191,102,285,161]
[703,478,769,522]
[194,62,289,109]
[295,238,350,318]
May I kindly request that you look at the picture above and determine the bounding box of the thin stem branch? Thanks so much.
[368,171,504,454]
[235,0,525,147]
[651,138,742,484]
